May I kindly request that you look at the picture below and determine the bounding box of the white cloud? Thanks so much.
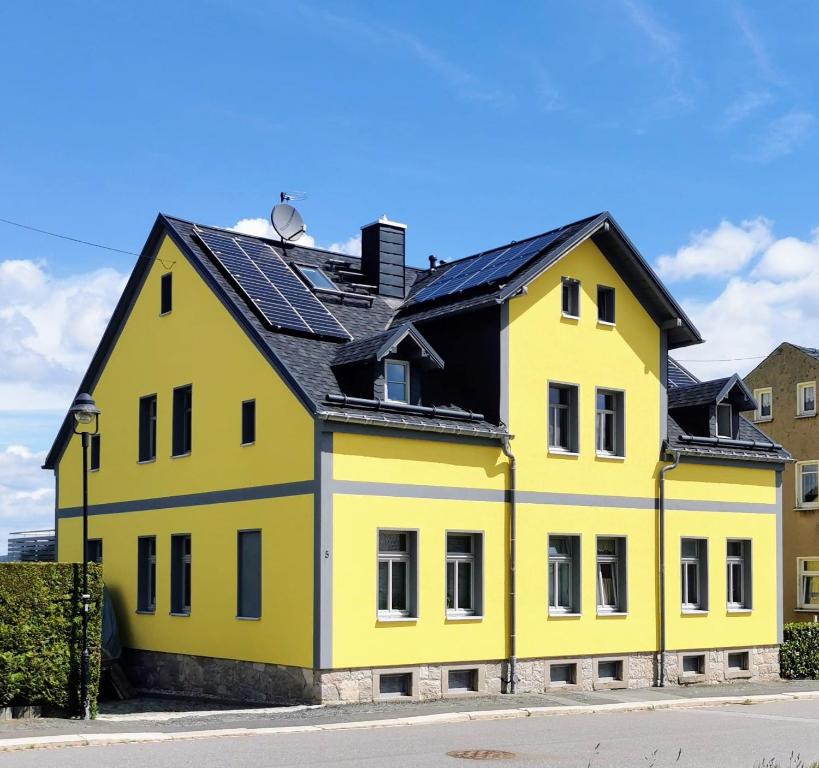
[656,218,772,280]
[325,235,361,257]
[746,110,815,163]
[0,259,127,410]
[663,220,819,381]
[230,219,361,257]
[0,445,53,556]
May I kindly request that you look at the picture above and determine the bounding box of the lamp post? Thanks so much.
[68,392,100,721]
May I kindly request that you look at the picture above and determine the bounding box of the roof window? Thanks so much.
[295,264,339,292]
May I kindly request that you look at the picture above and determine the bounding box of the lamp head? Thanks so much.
[69,393,100,434]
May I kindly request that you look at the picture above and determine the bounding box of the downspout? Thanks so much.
[658,450,681,687]
[500,436,517,694]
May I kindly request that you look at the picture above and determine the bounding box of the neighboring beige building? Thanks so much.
[744,343,819,623]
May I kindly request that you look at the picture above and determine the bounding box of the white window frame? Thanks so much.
[384,359,410,404]
[548,535,578,614]
[753,387,772,422]
[596,537,622,613]
[797,381,816,417]
[446,533,477,617]
[797,557,819,610]
[377,530,413,619]
[294,263,340,293]
[561,277,580,318]
[182,539,191,614]
[681,538,705,612]
[548,382,577,454]
[716,403,733,438]
[726,540,746,610]
[796,461,819,509]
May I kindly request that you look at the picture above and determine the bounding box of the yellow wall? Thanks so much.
[507,239,661,498]
[56,234,315,668]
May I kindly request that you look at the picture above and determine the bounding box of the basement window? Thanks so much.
[561,277,580,318]
[379,673,412,698]
[549,663,577,686]
[727,651,749,672]
[447,669,478,693]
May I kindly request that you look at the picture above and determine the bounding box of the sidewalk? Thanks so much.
[2,679,819,751]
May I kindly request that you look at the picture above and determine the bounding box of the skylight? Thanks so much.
[296,264,339,292]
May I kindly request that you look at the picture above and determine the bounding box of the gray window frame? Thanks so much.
[384,359,410,404]
[596,536,627,614]
[160,272,173,315]
[170,533,191,616]
[90,434,101,472]
[237,529,262,619]
[597,285,615,324]
[681,537,708,612]
[548,382,579,454]
[445,531,484,618]
[172,384,192,457]
[548,534,581,615]
[376,529,418,620]
[138,394,157,463]
[86,538,103,564]
[595,388,625,458]
[241,399,256,446]
[726,538,752,611]
[716,403,733,438]
[561,277,580,318]
[137,536,157,613]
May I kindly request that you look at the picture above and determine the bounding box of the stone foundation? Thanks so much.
[123,648,318,704]
[123,644,780,705]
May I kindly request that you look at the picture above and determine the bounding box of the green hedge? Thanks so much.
[0,562,102,715]
[780,622,819,680]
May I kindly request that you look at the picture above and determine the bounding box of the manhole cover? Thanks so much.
[446,750,516,761]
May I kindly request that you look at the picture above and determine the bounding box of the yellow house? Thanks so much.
[45,211,788,703]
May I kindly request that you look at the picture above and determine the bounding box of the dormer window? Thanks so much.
[717,403,733,438]
[385,360,409,403]
[295,264,339,292]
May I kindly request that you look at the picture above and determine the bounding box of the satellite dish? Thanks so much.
[270,203,306,242]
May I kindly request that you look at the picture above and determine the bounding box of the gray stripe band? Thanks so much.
[57,480,316,518]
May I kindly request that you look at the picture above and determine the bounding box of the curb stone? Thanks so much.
[3,691,819,753]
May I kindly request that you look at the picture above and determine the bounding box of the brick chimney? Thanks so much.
[360,216,406,299]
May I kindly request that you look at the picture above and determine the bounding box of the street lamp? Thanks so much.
[68,392,100,721]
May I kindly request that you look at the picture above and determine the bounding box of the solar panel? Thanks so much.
[194,228,351,340]
[409,218,592,306]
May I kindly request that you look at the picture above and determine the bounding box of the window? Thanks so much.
[549,535,580,614]
[727,539,752,610]
[796,461,819,508]
[379,673,412,698]
[561,277,580,317]
[171,534,191,615]
[86,539,103,564]
[549,663,577,686]
[681,653,705,676]
[798,558,819,610]
[295,264,339,292]
[172,385,192,456]
[138,394,157,462]
[548,383,578,453]
[160,272,172,315]
[797,381,816,416]
[384,360,409,403]
[90,434,101,471]
[597,537,626,613]
[241,400,256,445]
[595,389,624,456]
[681,538,708,611]
[727,651,749,671]
[137,536,156,612]
[447,669,478,692]
[754,387,772,421]
[446,533,482,616]
[377,530,417,618]
[596,659,623,682]
[597,285,615,324]
[237,530,262,619]
[716,403,733,438]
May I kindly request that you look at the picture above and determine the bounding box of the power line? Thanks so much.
[676,355,766,363]
[0,216,138,256]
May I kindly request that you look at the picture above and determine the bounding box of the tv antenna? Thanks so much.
[271,192,307,243]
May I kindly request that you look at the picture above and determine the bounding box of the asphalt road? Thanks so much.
[5,699,819,767]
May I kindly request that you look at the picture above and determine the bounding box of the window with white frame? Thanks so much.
[798,558,819,610]
[681,538,708,611]
[548,383,578,453]
[377,530,416,618]
[561,277,580,317]
[754,387,772,421]
[716,403,733,438]
[446,533,482,616]
[596,389,624,456]
[384,360,409,403]
[726,539,751,610]
[597,537,626,613]
[797,381,816,416]
[549,535,580,614]
[797,461,819,508]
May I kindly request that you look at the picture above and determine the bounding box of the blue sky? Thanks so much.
[1,1,818,547]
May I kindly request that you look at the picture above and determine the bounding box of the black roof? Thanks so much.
[44,210,710,468]
[795,344,819,362]
[667,358,698,388]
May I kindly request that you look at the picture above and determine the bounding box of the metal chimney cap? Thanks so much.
[361,215,407,230]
